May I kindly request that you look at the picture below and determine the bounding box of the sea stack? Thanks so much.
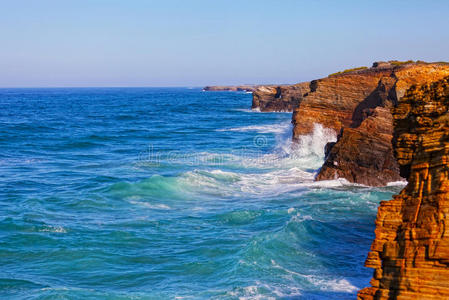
[358,76,449,299]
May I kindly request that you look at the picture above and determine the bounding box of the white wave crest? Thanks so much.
[133,122,368,203]
[155,123,347,198]
[387,180,407,187]
[232,108,292,113]
[304,276,358,293]
[221,281,301,300]
[270,259,358,293]
[217,121,291,134]
[40,225,67,233]
[128,199,171,210]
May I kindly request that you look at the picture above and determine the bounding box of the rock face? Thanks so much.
[358,76,449,299]
[207,62,449,186]
[292,68,392,138]
[316,106,400,186]
[251,82,310,112]
[313,62,449,186]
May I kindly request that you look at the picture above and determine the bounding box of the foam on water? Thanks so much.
[120,122,340,200]
[216,121,291,133]
[232,108,291,113]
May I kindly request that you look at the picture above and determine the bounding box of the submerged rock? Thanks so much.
[358,76,449,299]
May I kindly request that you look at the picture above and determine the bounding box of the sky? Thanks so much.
[1,0,449,87]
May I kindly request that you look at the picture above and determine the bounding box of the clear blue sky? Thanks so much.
[1,0,449,87]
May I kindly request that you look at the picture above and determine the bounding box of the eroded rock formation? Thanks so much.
[207,61,449,186]
[313,62,449,186]
[358,76,449,299]
[316,106,399,186]
[251,82,310,112]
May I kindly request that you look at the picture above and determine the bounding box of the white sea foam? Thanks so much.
[135,122,380,203]
[289,124,337,164]
[222,281,301,300]
[304,276,358,293]
[128,200,171,210]
[161,123,356,198]
[216,121,291,134]
[232,108,291,113]
[387,180,407,187]
[232,108,262,113]
[270,259,358,293]
[40,225,67,233]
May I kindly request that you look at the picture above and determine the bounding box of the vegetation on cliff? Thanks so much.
[328,66,368,77]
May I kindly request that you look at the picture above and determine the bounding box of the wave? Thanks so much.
[215,122,336,171]
[387,180,407,187]
[270,259,358,293]
[216,121,291,134]
[219,282,302,299]
[39,225,67,233]
[115,121,402,209]
[116,122,356,205]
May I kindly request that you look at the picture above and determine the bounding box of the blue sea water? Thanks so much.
[0,88,402,299]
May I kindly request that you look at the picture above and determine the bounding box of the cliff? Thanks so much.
[251,82,310,112]
[312,62,449,186]
[316,106,400,186]
[358,76,449,299]
[209,62,449,186]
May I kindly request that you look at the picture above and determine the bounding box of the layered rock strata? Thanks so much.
[312,62,449,186]
[251,82,310,112]
[358,76,449,299]
[207,62,449,186]
[250,62,449,186]
[315,106,399,186]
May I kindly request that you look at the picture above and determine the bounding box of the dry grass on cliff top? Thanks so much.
[328,66,368,77]
[328,60,449,78]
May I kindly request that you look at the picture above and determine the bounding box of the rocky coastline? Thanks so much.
[210,61,449,186]
[204,61,449,297]
[358,75,449,299]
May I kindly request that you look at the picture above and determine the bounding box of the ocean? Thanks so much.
[0,88,402,299]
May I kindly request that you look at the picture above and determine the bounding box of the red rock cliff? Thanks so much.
[358,76,449,299]
[313,62,449,186]
[248,61,449,186]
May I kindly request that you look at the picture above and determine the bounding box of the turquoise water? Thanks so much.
[0,88,401,299]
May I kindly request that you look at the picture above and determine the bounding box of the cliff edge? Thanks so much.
[358,76,449,299]
[314,62,449,186]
